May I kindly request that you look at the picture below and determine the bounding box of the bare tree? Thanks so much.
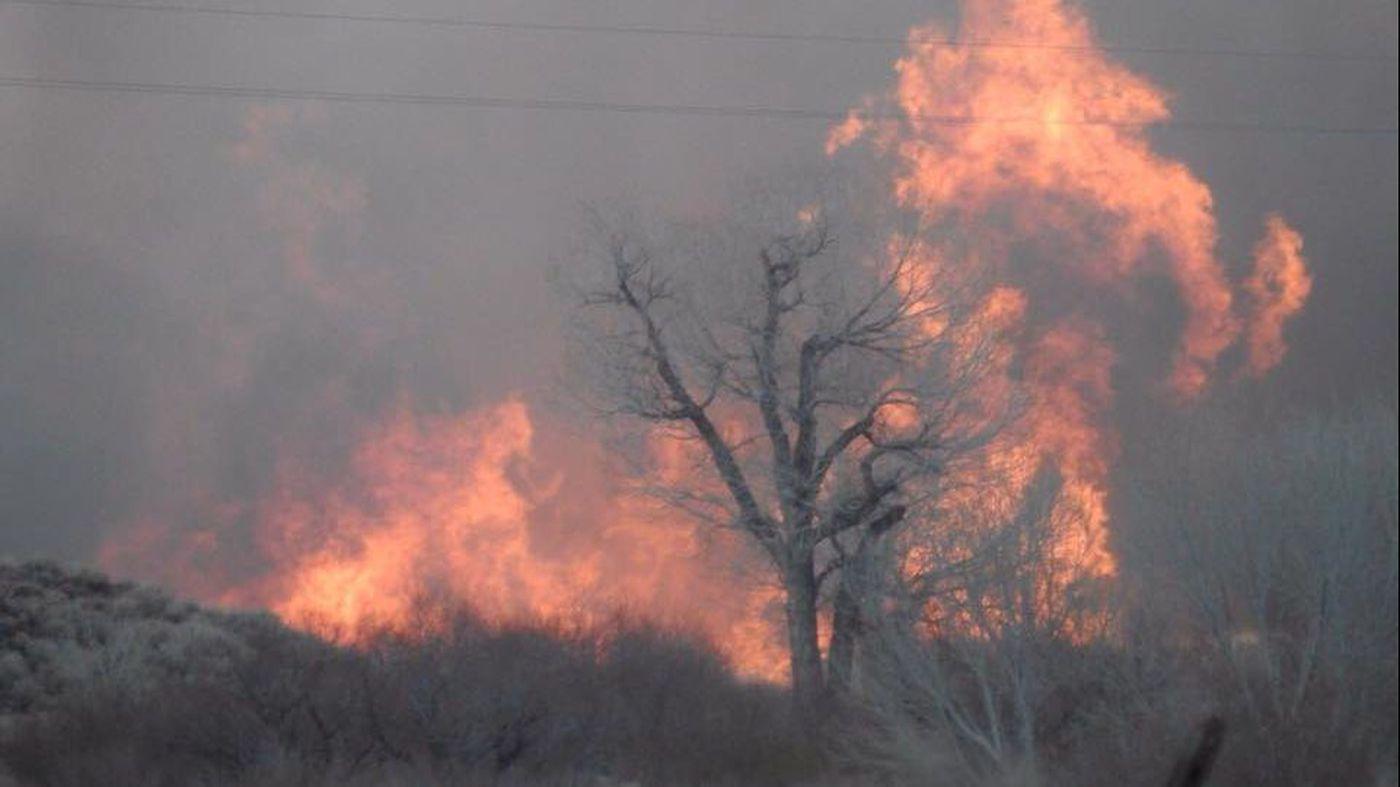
[852,467,1108,778]
[567,194,1006,715]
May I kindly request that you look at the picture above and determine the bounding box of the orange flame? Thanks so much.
[831,0,1311,589]
[1021,318,1117,574]
[1244,214,1312,376]
[102,1,1314,680]
[828,0,1310,399]
[209,398,787,682]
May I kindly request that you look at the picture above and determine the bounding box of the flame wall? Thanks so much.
[830,0,1313,585]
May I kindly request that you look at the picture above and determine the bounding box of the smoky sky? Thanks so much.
[1,0,1396,571]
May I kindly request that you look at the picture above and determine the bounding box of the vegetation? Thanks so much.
[1,400,1394,785]
[0,563,817,786]
[568,196,1007,713]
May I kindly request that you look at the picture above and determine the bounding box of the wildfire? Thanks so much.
[1245,215,1312,377]
[830,0,1312,586]
[219,398,788,681]
[102,0,1312,683]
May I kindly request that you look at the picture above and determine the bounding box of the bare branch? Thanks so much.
[602,235,779,544]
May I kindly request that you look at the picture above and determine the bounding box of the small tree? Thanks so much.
[855,467,1103,778]
[568,196,1006,715]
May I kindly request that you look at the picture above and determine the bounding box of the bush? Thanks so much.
[0,571,820,786]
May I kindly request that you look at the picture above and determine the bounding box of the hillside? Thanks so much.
[0,560,296,717]
[0,561,813,787]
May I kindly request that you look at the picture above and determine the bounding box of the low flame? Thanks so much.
[221,398,787,681]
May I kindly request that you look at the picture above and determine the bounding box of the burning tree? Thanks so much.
[569,199,1009,714]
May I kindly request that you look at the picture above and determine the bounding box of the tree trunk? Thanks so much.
[827,580,859,694]
[829,525,892,695]
[783,552,826,718]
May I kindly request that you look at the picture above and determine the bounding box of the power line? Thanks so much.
[3,0,1396,64]
[2,74,1397,136]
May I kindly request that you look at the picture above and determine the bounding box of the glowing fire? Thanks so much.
[831,0,1311,586]
[102,0,1313,682]
[219,398,787,681]
[1245,215,1312,377]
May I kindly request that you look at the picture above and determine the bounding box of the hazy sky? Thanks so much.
[1,0,1396,567]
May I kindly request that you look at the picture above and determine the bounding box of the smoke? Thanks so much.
[0,0,1394,672]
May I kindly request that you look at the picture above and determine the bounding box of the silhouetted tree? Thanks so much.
[569,194,1006,716]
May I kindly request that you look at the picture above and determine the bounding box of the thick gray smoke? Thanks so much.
[0,0,1395,586]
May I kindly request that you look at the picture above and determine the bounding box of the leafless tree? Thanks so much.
[852,467,1108,778]
[566,191,1008,715]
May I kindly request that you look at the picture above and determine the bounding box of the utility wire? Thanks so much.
[2,0,1396,64]
[2,74,1396,136]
